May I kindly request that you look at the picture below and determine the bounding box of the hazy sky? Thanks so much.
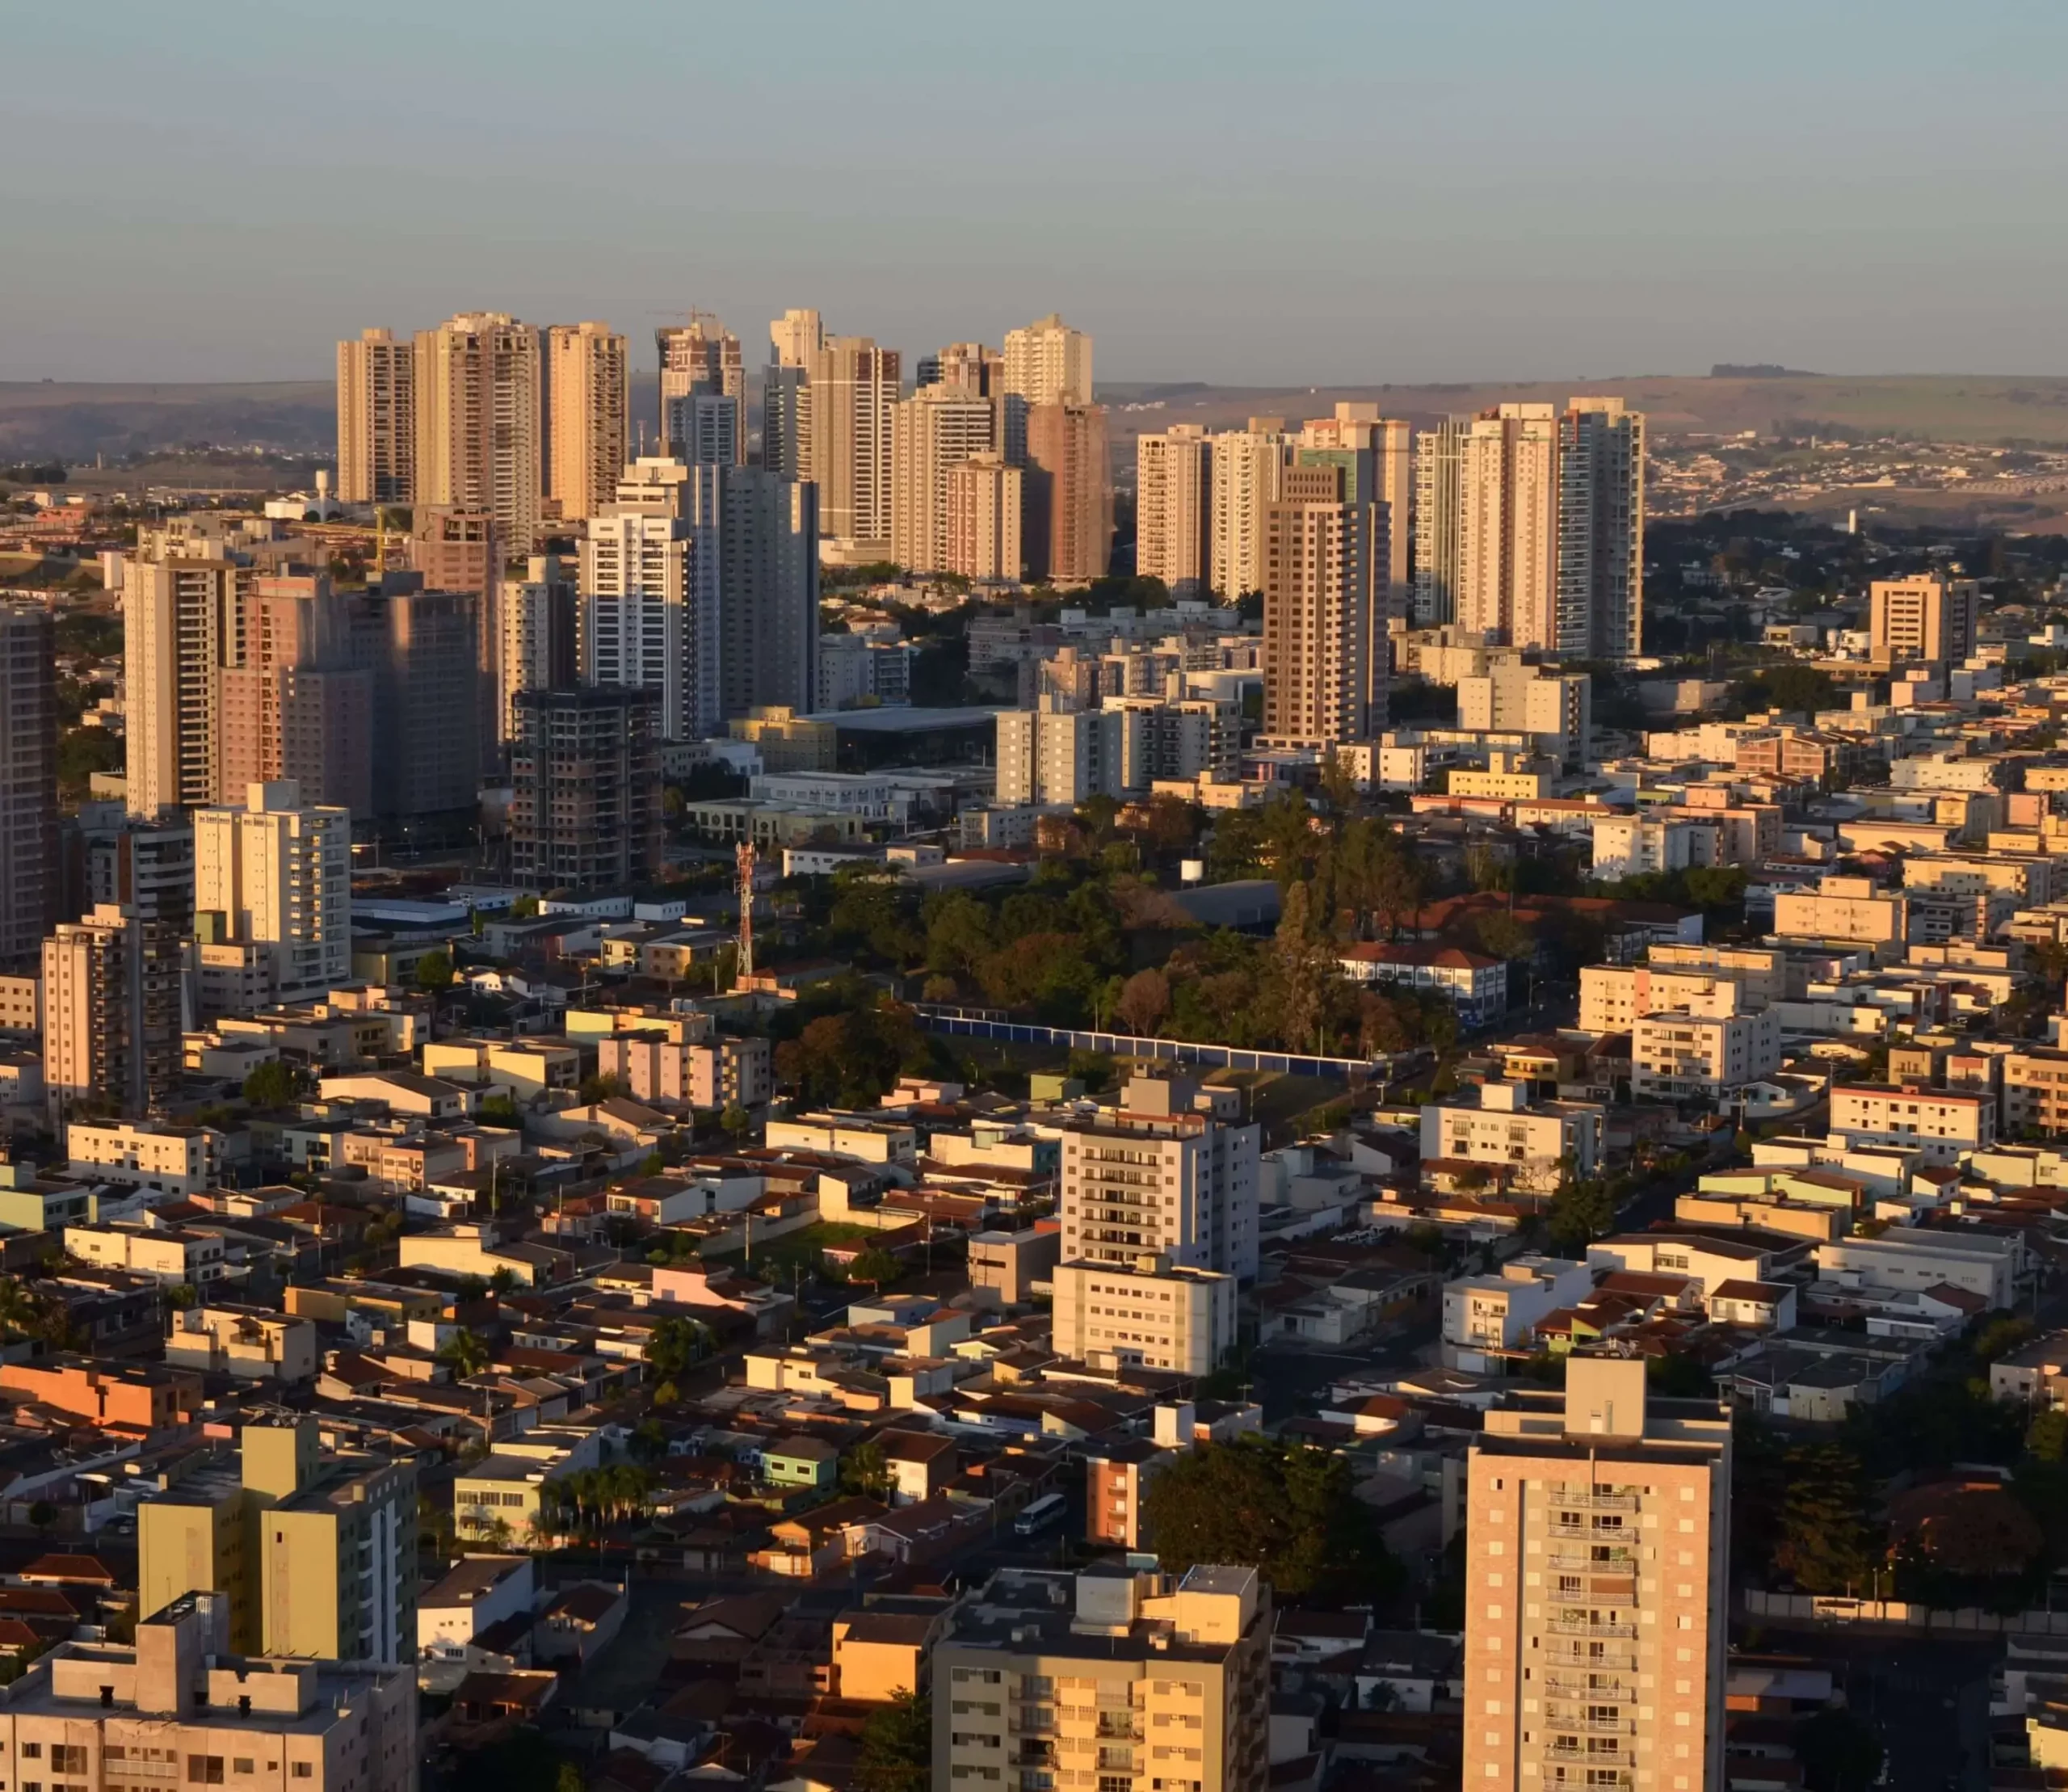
[11,0,2066,385]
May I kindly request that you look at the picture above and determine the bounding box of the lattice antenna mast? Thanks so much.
[735,840,756,986]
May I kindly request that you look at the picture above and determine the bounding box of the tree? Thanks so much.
[720,1102,753,1142]
[556,1765,586,1792]
[1271,881,1335,1054]
[842,1439,891,1498]
[1772,1444,1880,1593]
[645,1315,710,1384]
[1113,969,1171,1038]
[27,1500,56,1535]
[479,1094,523,1127]
[242,1059,301,1109]
[439,1327,492,1380]
[1545,1176,1616,1251]
[414,948,454,993]
[855,1690,931,1792]
[848,1246,901,1289]
[1141,1436,1400,1601]
[1796,1707,1884,1792]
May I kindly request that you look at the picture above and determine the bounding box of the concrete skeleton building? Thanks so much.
[509,686,662,894]
[1465,1357,1732,1792]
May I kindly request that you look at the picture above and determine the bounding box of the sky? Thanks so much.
[9,0,2067,386]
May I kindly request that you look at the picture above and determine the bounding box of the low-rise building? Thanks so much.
[1337,943,1507,1027]
[1440,1255,1595,1360]
[1631,1007,1782,1102]
[1417,1080,1604,1193]
[1051,1253,1237,1376]
[1816,1226,2023,1309]
[64,1221,228,1289]
[165,1304,318,1382]
[64,1121,224,1198]
[1829,1083,1995,1166]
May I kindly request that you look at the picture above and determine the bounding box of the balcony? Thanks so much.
[1545,1620,1637,1638]
[1545,1742,1633,1765]
[1541,1674,1634,1698]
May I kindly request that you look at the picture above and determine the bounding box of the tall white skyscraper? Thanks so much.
[1209,419,1287,600]
[1412,416,1469,626]
[1458,403,1559,650]
[580,459,721,742]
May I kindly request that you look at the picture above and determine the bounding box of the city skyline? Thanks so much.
[9,2,2067,385]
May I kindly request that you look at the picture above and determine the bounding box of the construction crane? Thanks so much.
[734,840,756,990]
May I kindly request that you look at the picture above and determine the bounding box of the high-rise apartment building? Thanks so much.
[545,320,628,523]
[194,780,351,1003]
[510,686,662,893]
[1870,573,1978,665]
[1457,404,1559,651]
[658,311,745,451]
[770,307,825,369]
[1057,1073,1260,1281]
[124,555,246,818]
[497,554,577,747]
[760,363,808,483]
[1299,403,1411,604]
[581,458,721,742]
[1108,695,1241,792]
[1557,398,1644,658]
[1456,656,1595,769]
[891,387,998,574]
[1003,312,1094,408]
[1136,424,1211,595]
[1465,1356,1731,1792]
[932,1563,1269,1792]
[944,452,1022,583]
[919,340,1006,397]
[2,1595,417,1792]
[216,574,372,819]
[360,583,483,834]
[719,470,820,720]
[414,312,543,547]
[335,327,416,504]
[805,335,901,550]
[1024,402,1112,583]
[1411,417,1469,625]
[42,904,177,1120]
[1209,419,1288,600]
[1261,462,1372,747]
[0,604,57,967]
[140,1419,416,1663]
[665,390,742,468]
[409,504,496,598]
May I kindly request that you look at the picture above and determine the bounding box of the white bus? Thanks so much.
[1013,1491,1067,1538]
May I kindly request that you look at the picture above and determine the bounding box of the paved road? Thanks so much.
[1757,1627,1996,1792]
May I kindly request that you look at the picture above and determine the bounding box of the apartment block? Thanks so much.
[1025,402,1112,583]
[595,1031,773,1108]
[805,335,900,551]
[1057,1074,1260,1282]
[1828,1083,1994,1165]
[658,312,746,422]
[124,555,246,818]
[361,583,482,830]
[1870,574,1978,665]
[0,1596,417,1792]
[496,554,577,747]
[994,701,1123,806]
[932,1563,1269,1792]
[1418,1080,1604,1193]
[1771,875,1907,949]
[717,469,820,721]
[65,1119,221,1197]
[1465,1357,1731,1792]
[1456,655,1593,769]
[1557,398,1645,658]
[1579,961,1770,1034]
[944,452,1023,583]
[141,1420,416,1662]
[216,573,372,818]
[43,904,183,1121]
[1261,462,1371,747]
[1631,1007,1782,1102]
[545,320,628,523]
[1137,425,1212,595]
[1457,404,1557,650]
[414,311,542,546]
[1002,312,1094,409]
[195,781,352,1003]
[1209,419,1287,600]
[1052,1253,1236,1376]
[2003,1048,2068,1138]
[336,327,417,504]
[0,602,56,965]
[1411,416,1468,626]
[1590,814,1718,881]
[892,387,998,575]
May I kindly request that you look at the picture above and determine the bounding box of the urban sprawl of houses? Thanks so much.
[7,308,2068,1792]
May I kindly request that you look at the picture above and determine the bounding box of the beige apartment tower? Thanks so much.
[1210,418,1287,599]
[658,310,746,453]
[890,386,998,574]
[414,312,542,546]
[1024,402,1112,583]
[546,320,628,522]
[1870,573,1978,665]
[497,554,577,746]
[336,327,416,504]
[804,335,901,549]
[1465,1357,1731,1792]
[1136,424,1212,595]
[42,903,174,1121]
[124,555,246,818]
[1003,311,1094,407]
[770,306,825,369]
[1261,462,1371,747]
[194,780,352,1003]
[1458,403,1559,650]
[944,452,1022,583]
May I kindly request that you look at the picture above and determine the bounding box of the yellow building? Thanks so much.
[729,705,838,772]
[140,1420,417,1662]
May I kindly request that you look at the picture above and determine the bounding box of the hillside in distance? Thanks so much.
[10,371,2068,465]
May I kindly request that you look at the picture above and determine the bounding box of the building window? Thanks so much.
[187,1761,225,1786]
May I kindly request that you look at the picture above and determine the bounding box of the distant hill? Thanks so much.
[10,371,2068,465]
